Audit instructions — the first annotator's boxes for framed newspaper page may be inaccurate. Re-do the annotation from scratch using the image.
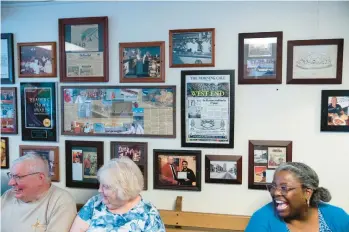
[181,70,235,148]
[1,33,15,84]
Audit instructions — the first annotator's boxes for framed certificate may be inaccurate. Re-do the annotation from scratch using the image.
[1,33,15,84]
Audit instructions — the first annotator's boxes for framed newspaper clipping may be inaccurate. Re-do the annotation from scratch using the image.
[1,33,15,84]
[181,70,235,148]
[1,87,18,134]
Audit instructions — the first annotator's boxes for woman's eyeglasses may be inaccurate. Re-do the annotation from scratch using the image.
[266,184,299,195]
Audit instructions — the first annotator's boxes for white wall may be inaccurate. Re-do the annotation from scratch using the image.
[1,1,348,216]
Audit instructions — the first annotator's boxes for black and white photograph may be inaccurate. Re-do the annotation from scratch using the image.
[210,161,237,180]
[254,149,268,163]
[205,155,242,185]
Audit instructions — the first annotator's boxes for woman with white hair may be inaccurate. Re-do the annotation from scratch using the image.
[69,157,166,232]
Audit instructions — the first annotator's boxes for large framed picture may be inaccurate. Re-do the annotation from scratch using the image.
[238,31,283,84]
[1,87,18,134]
[169,28,215,68]
[61,85,176,138]
[181,70,234,148]
[1,33,15,84]
[1,137,9,169]
[65,140,104,189]
[20,82,57,141]
[287,39,344,84]
[59,16,109,82]
[248,140,292,190]
[205,155,242,185]
[154,149,201,191]
[321,90,349,132]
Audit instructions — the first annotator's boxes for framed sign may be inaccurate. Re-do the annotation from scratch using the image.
[0,87,18,134]
[61,85,176,138]
[1,137,9,169]
[205,155,242,185]
[1,33,15,84]
[181,70,234,148]
[20,82,57,141]
[59,16,109,82]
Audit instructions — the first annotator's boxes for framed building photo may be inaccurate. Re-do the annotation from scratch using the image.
[1,137,9,169]
[65,140,104,189]
[238,31,283,84]
[248,140,292,190]
[321,90,349,132]
[1,33,15,84]
[59,16,109,82]
[119,41,165,83]
[1,87,18,134]
[169,28,215,68]
[287,39,344,84]
[154,149,201,191]
[181,70,234,148]
[205,155,242,185]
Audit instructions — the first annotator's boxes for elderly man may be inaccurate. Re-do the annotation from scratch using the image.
[1,153,77,232]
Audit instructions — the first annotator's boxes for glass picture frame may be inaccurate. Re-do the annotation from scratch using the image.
[1,87,18,135]
[1,33,15,84]
[1,137,9,169]
[205,155,242,185]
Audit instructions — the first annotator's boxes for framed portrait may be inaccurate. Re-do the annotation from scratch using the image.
[321,90,349,132]
[17,42,57,78]
[153,149,201,191]
[205,155,242,185]
[287,39,344,84]
[119,41,165,83]
[169,28,215,68]
[59,16,109,82]
[1,137,9,169]
[0,87,18,134]
[1,33,15,84]
[110,141,148,190]
[61,85,176,138]
[19,145,59,182]
[181,70,234,148]
[238,31,283,84]
[248,140,292,190]
[20,82,57,141]
[65,140,104,189]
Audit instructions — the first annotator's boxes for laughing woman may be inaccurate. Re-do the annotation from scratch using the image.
[245,162,349,232]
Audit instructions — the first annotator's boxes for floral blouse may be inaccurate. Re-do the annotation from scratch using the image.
[287,208,332,232]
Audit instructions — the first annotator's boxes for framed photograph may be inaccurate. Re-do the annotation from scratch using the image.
[169,28,215,68]
[287,39,344,84]
[1,33,15,84]
[321,90,349,132]
[20,82,57,141]
[61,85,176,138]
[59,16,109,82]
[154,149,201,191]
[1,137,9,169]
[205,155,242,185]
[65,140,104,189]
[17,42,57,78]
[19,145,59,182]
[110,141,148,190]
[181,70,234,148]
[248,140,292,190]
[1,87,18,134]
[238,31,283,84]
[119,41,165,83]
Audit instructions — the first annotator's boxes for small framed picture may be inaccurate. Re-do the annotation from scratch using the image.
[154,149,201,191]
[1,87,18,135]
[1,137,9,169]
[1,33,15,84]
[205,155,242,185]
[321,90,349,132]
[169,28,215,68]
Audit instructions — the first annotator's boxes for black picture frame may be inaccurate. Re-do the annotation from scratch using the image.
[1,137,9,169]
[205,155,242,185]
[1,33,15,84]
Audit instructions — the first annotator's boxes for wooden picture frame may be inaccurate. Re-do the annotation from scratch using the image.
[169,28,215,68]
[238,31,283,84]
[58,16,109,82]
[205,155,242,185]
[1,33,15,84]
[1,137,9,169]
[287,39,344,84]
[1,87,18,135]
[248,140,292,190]
[119,41,165,83]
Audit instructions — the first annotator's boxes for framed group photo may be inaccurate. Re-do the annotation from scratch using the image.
[1,137,9,169]
[1,33,15,84]
[205,155,242,185]
[1,87,18,134]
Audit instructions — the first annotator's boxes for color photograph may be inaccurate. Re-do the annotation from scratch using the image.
[1,87,17,134]
[1,137,9,169]
[327,96,349,126]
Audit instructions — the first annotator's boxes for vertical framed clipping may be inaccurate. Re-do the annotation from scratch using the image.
[1,137,9,169]
[58,16,109,82]
[181,70,235,148]
[1,33,15,84]
[1,87,18,134]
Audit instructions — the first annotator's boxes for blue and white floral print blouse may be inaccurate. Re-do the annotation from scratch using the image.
[287,208,332,232]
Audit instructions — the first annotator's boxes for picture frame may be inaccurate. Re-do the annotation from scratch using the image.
[19,145,60,182]
[65,140,104,189]
[321,90,349,132]
[205,155,242,185]
[58,16,109,82]
[1,87,18,134]
[287,39,344,84]
[110,141,148,190]
[238,31,283,84]
[248,140,292,190]
[119,41,165,83]
[153,149,201,191]
[17,42,57,78]
[1,137,9,169]
[181,70,235,148]
[1,33,15,84]
[61,85,176,138]
[169,28,215,68]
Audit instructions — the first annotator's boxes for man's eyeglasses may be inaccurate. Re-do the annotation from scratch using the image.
[7,172,41,182]
[266,184,299,195]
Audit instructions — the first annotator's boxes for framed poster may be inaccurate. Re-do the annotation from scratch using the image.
[61,85,176,138]
[1,137,9,169]
[1,33,15,84]
[20,82,57,141]
[0,87,18,134]
[205,155,242,185]
[59,16,109,82]
[181,70,234,148]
